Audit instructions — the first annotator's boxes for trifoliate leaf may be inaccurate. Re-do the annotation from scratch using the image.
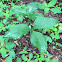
[50,7,62,13]
[0,47,6,58]
[30,31,47,52]
[4,24,30,39]
[33,17,59,29]
[5,42,15,49]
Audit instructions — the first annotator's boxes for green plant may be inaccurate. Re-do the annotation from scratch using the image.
[37,0,62,13]
[17,49,58,62]
[4,1,60,53]
[0,1,61,62]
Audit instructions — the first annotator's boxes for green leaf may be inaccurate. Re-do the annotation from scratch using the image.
[56,42,62,47]
[37,1,47,9]
[17,57,21,62]
[27,2,38,13]
[50,32,60,39]
[30,31,47,52]
[17,17,23,22]
[11,2,15,6]
[33,17,59,29]
[19,50,28,54]
[0,47,6,58]
[12,7,27,17]
[9,50,15,58]
[21,54,28,61]
[44,7,50,13]
[0,36,4,43]
[50,7,62,13]
[50,59,58,62]
[58,23,62,33]
[28,13,44,20]
[5,56,12,62]
[5,42,15,49]
[29,53,33,59]
[48,0,57,7]
[4,24,30,39]
[45,35,52,43]
[40,54,45,61]
[0,12,4,17]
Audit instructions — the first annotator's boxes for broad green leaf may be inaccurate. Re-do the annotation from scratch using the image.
[33,17,59,29]
[12,8,27,17]
[27,2,38,13]
[30,31,47,52]
[50,59,58,62]
[29,53,33,59]
[0,12,4,17]
[1,41,4,47]
[5,42,15,49]
[17,57,21,62]
[5,56,12,62]
[28,13,44,20]
[48,0,57,7]
[4,24,30,39]
[37,1,47,9]
[0,47,6,57]
[50,7,62,13]
[9,50,15,58]
[17,17,23,22]
[11,2,15,6]
[44,7,50,13]
[40,54,45,61]
[0,35,4,43]
[45,35,52,43]
[21,54,28,61]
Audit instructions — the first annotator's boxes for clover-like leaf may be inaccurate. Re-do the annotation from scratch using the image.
[30,31,47,52]
[33,17,59,30]
[4,24,30,39]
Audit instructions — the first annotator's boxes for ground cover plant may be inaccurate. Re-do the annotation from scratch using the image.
[0,0,62,62]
